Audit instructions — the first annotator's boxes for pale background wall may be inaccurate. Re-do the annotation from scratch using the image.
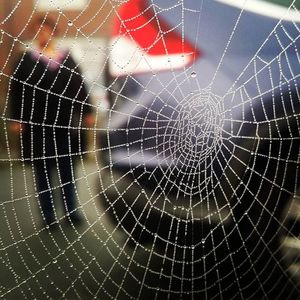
[0,0,115,154]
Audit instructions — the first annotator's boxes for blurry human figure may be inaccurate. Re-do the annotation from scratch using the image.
[10,15,94,227]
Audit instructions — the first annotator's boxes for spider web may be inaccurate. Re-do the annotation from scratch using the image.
[1,0,300,299]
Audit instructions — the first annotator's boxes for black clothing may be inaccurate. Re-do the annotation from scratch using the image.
[34,156,76,225]
[10,50,92,160]
[9,49,92,225]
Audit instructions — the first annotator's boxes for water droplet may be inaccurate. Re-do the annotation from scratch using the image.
[191,71,197,78]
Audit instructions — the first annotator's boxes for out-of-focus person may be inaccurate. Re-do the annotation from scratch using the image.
[9,14,94,228]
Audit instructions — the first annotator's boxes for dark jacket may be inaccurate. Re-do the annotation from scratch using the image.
[10,49,92,161]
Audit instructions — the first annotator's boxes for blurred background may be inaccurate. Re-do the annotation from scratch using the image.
[1,1,300,299]
[0,0,111,156]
